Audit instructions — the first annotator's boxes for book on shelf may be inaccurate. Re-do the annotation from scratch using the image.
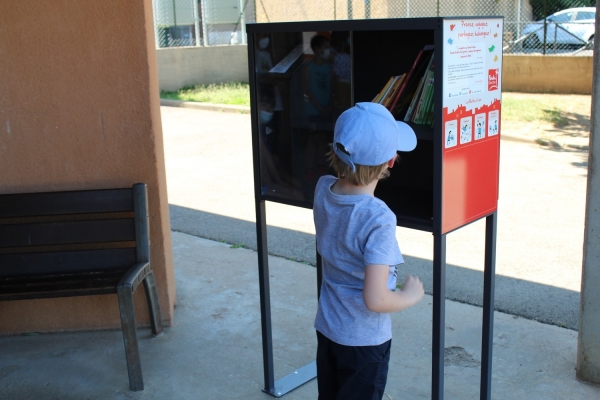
[423,69,436,126]
[404,54,435,122]
[373,76,394,103]
[410,73,428,123]
[403,75,425,122]
[410,67,433,124]
[387,45,434,121]
[424,64,436,126]
[372,74,406,108]
[414,68,434,124]
[382,75,405,108]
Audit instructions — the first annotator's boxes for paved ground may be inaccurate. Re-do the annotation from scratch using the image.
[2,232,599,399]
[162,105,589,330]
[1,103,596,399]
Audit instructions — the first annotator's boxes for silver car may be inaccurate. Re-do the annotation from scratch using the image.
[522,7,595,47]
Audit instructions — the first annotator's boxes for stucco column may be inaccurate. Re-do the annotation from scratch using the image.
[0,0,175,333]
[576,0,600,384]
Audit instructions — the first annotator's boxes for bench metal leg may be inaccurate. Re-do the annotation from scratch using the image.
[143,272,163,336]
[117,285,144,391]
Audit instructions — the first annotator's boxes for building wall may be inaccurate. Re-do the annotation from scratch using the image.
[157,45,249,91]
[503,55,592,94]
[0,0,176,333]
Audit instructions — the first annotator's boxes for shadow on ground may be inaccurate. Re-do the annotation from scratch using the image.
[542,109,590,134]
[170,204,580,331]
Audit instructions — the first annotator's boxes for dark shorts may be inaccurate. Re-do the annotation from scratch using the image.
[316,331,391,400]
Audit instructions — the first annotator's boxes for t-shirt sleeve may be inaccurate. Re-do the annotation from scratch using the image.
[363,210,404,267]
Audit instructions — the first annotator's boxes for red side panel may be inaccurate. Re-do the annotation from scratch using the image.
[441,101,500,233]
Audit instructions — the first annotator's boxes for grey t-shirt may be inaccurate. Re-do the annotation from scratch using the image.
[313,175,404,346]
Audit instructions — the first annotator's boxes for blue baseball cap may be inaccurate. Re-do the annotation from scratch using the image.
[333,102,417,172]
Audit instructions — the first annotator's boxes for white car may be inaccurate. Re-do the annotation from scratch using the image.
[522,7,595,47]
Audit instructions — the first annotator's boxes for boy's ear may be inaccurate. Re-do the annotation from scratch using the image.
[387,157,396,168]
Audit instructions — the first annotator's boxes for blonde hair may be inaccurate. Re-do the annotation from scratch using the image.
[327,146,394,186]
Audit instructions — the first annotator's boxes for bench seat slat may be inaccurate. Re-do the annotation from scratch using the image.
[1,279,121,293]
[1,275,121,287]
[0,270,126,285]
[0,248,137,277]
[0,270,128,298]
[0,219,135,248]
[0,188,133,218]
[0,287,117,301]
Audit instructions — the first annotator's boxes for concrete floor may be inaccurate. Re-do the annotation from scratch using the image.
[1,232,599,399]
[1,105,596,398]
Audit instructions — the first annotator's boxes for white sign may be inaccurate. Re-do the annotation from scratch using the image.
[442,18,503,148]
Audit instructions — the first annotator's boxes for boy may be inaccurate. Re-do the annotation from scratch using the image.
[313,102,425,400]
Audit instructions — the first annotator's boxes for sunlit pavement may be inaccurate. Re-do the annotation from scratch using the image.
[162,106,588,330]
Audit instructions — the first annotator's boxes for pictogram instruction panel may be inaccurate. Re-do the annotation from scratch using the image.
[441,18,502,234]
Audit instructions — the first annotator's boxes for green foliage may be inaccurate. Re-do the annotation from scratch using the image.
[502,94,571,126]
[160,82,250,106]
[161,82,580,130]
[529,0,595,20]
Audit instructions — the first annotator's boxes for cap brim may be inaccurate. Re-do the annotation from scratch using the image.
[396,121,417,152]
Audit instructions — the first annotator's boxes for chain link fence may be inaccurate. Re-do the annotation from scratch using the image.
[153,0,255,46]
[153,0,595,55]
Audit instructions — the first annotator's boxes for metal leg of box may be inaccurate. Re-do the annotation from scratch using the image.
[480,212,497,400]
[256,200,317,397]
[256,200,275,393]
[432,233,447,400]
[263,361,317,398]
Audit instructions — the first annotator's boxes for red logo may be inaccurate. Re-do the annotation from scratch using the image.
[488,69,498,91]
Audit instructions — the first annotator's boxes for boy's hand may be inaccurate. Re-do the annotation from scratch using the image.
[399,275,424,306]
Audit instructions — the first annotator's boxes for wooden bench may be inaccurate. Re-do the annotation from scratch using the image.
[0,183,163,391]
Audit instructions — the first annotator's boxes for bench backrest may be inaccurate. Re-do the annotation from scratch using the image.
[0,184,149,295]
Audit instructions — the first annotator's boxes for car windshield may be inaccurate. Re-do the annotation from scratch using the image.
[548,12,573,23]
[575,11,595,21]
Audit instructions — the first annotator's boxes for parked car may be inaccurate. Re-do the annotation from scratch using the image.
[522,7,595,47]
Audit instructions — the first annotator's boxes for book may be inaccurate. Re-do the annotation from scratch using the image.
[388,45,434,117]
[373,76,395,103]
[404,53,434,121]
[414,70,434,124]
[403,76,424,122]
[382,74,405,108]
[413,77,427,123]
[422,64,436,125]
[378,76,400,105]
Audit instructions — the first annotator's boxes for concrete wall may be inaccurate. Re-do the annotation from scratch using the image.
[157,45,248,91]
[503,54,593,94]
[156,45,592,95]
[0,0,176,333]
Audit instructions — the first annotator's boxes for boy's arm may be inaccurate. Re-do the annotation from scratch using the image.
[363,264,424,313]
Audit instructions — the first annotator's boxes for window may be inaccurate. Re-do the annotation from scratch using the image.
[575,11,595,21]
[549,12,573,23]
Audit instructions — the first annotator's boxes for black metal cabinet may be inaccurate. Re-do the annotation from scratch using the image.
[248,17,502,399]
